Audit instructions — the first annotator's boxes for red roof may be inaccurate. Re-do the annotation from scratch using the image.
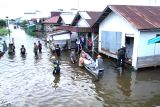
[43,16,60,24]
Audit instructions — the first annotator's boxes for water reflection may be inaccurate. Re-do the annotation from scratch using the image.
[52,74,61,89]
[21,54,26,59]
[116,73,132,97]
[7,53,15,60]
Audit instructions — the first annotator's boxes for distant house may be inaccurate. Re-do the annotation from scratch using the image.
[43,12,75,49]
[58,11,102,50]
[60,12,76,26]
[35,12,62,37]
[93,5,160,69]
[35,18,46,37]
[43,15,62,36]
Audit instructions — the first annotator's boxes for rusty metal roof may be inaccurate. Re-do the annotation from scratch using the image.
[71,13,81,26]
[71,11,102,27]
[86,11,102,26]
[93,5,160,30]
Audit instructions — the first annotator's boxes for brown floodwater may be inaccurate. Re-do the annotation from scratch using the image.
[0,26,160,107]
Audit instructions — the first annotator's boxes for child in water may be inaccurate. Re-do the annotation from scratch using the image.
[70,50,77,63]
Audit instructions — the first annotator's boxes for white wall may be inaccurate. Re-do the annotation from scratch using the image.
[139,31,160,57]
[99,12,140,69]
[77,18,90,27]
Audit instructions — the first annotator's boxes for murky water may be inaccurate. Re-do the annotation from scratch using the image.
[0,26,160,107]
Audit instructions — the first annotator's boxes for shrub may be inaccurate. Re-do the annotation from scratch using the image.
[0,28,9,36]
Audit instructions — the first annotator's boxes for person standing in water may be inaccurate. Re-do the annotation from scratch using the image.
[2,41,7,52]
[117,46,127,68]
[38,41,42,53]
[70,50,77,63]
[96,54,104,78]
[33,42,38,56]
[55,44,61,57]
[20,45,26,55]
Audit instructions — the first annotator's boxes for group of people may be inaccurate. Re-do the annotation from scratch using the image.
[0,40,43,57]
[78,51,104,78]
[75,36,93,54]
[2,40,62,57]
[19,41,42,56]
[78,52,104,70]
[33,41,42,56]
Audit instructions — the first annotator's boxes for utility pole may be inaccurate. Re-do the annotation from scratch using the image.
[6,16,11,43]
[77,0,79,11]
[6,16,15,55]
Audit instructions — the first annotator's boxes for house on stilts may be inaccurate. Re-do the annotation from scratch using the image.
[93,5,160,70]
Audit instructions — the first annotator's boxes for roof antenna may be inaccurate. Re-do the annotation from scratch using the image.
[155,0,157,5]
[77,0,79,11]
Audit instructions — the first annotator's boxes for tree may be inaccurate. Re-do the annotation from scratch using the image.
[0,19,6,28]
[20,20,28,28]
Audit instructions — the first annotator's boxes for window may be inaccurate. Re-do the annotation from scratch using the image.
[101,31,122,53]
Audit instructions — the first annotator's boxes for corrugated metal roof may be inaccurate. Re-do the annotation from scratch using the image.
[71,11,102,27]
[86,11,102,26]
[71,13,81,26]
[93,5,160,30]
[43,16,61,24]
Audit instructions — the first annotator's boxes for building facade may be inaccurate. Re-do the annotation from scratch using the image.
[95,5,160,69]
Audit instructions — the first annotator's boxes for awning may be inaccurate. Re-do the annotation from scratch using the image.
[148,36,160,44]
[57,26,98,32]
[48,31,70,36]
[53,33,70,40]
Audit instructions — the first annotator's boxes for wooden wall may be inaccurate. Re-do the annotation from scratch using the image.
[137,55,160,68]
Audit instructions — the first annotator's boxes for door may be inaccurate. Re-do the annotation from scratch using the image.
[125,34,134,62]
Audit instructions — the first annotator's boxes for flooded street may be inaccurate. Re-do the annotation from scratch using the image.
[0,26,160,107]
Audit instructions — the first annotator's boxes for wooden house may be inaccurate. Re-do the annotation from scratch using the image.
[93,5,160,69]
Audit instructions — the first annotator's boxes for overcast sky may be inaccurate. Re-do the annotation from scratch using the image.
[0,0,160,19]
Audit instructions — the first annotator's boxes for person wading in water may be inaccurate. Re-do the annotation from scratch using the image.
[38,41,42,53]
[33,43,38,56]
[20,45,26,55]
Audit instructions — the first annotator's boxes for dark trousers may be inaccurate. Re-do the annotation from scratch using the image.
[88,46,92,51]
[117,56,125,67]
[35,51,38,56]
[98,69,104,79]
[21,52,25,55]
[39,48,42,53]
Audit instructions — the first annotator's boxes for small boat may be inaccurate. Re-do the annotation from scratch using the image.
[80,51,103,80]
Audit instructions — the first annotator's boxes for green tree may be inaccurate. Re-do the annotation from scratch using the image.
[0,28,9,36]
[0,19,7,28]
